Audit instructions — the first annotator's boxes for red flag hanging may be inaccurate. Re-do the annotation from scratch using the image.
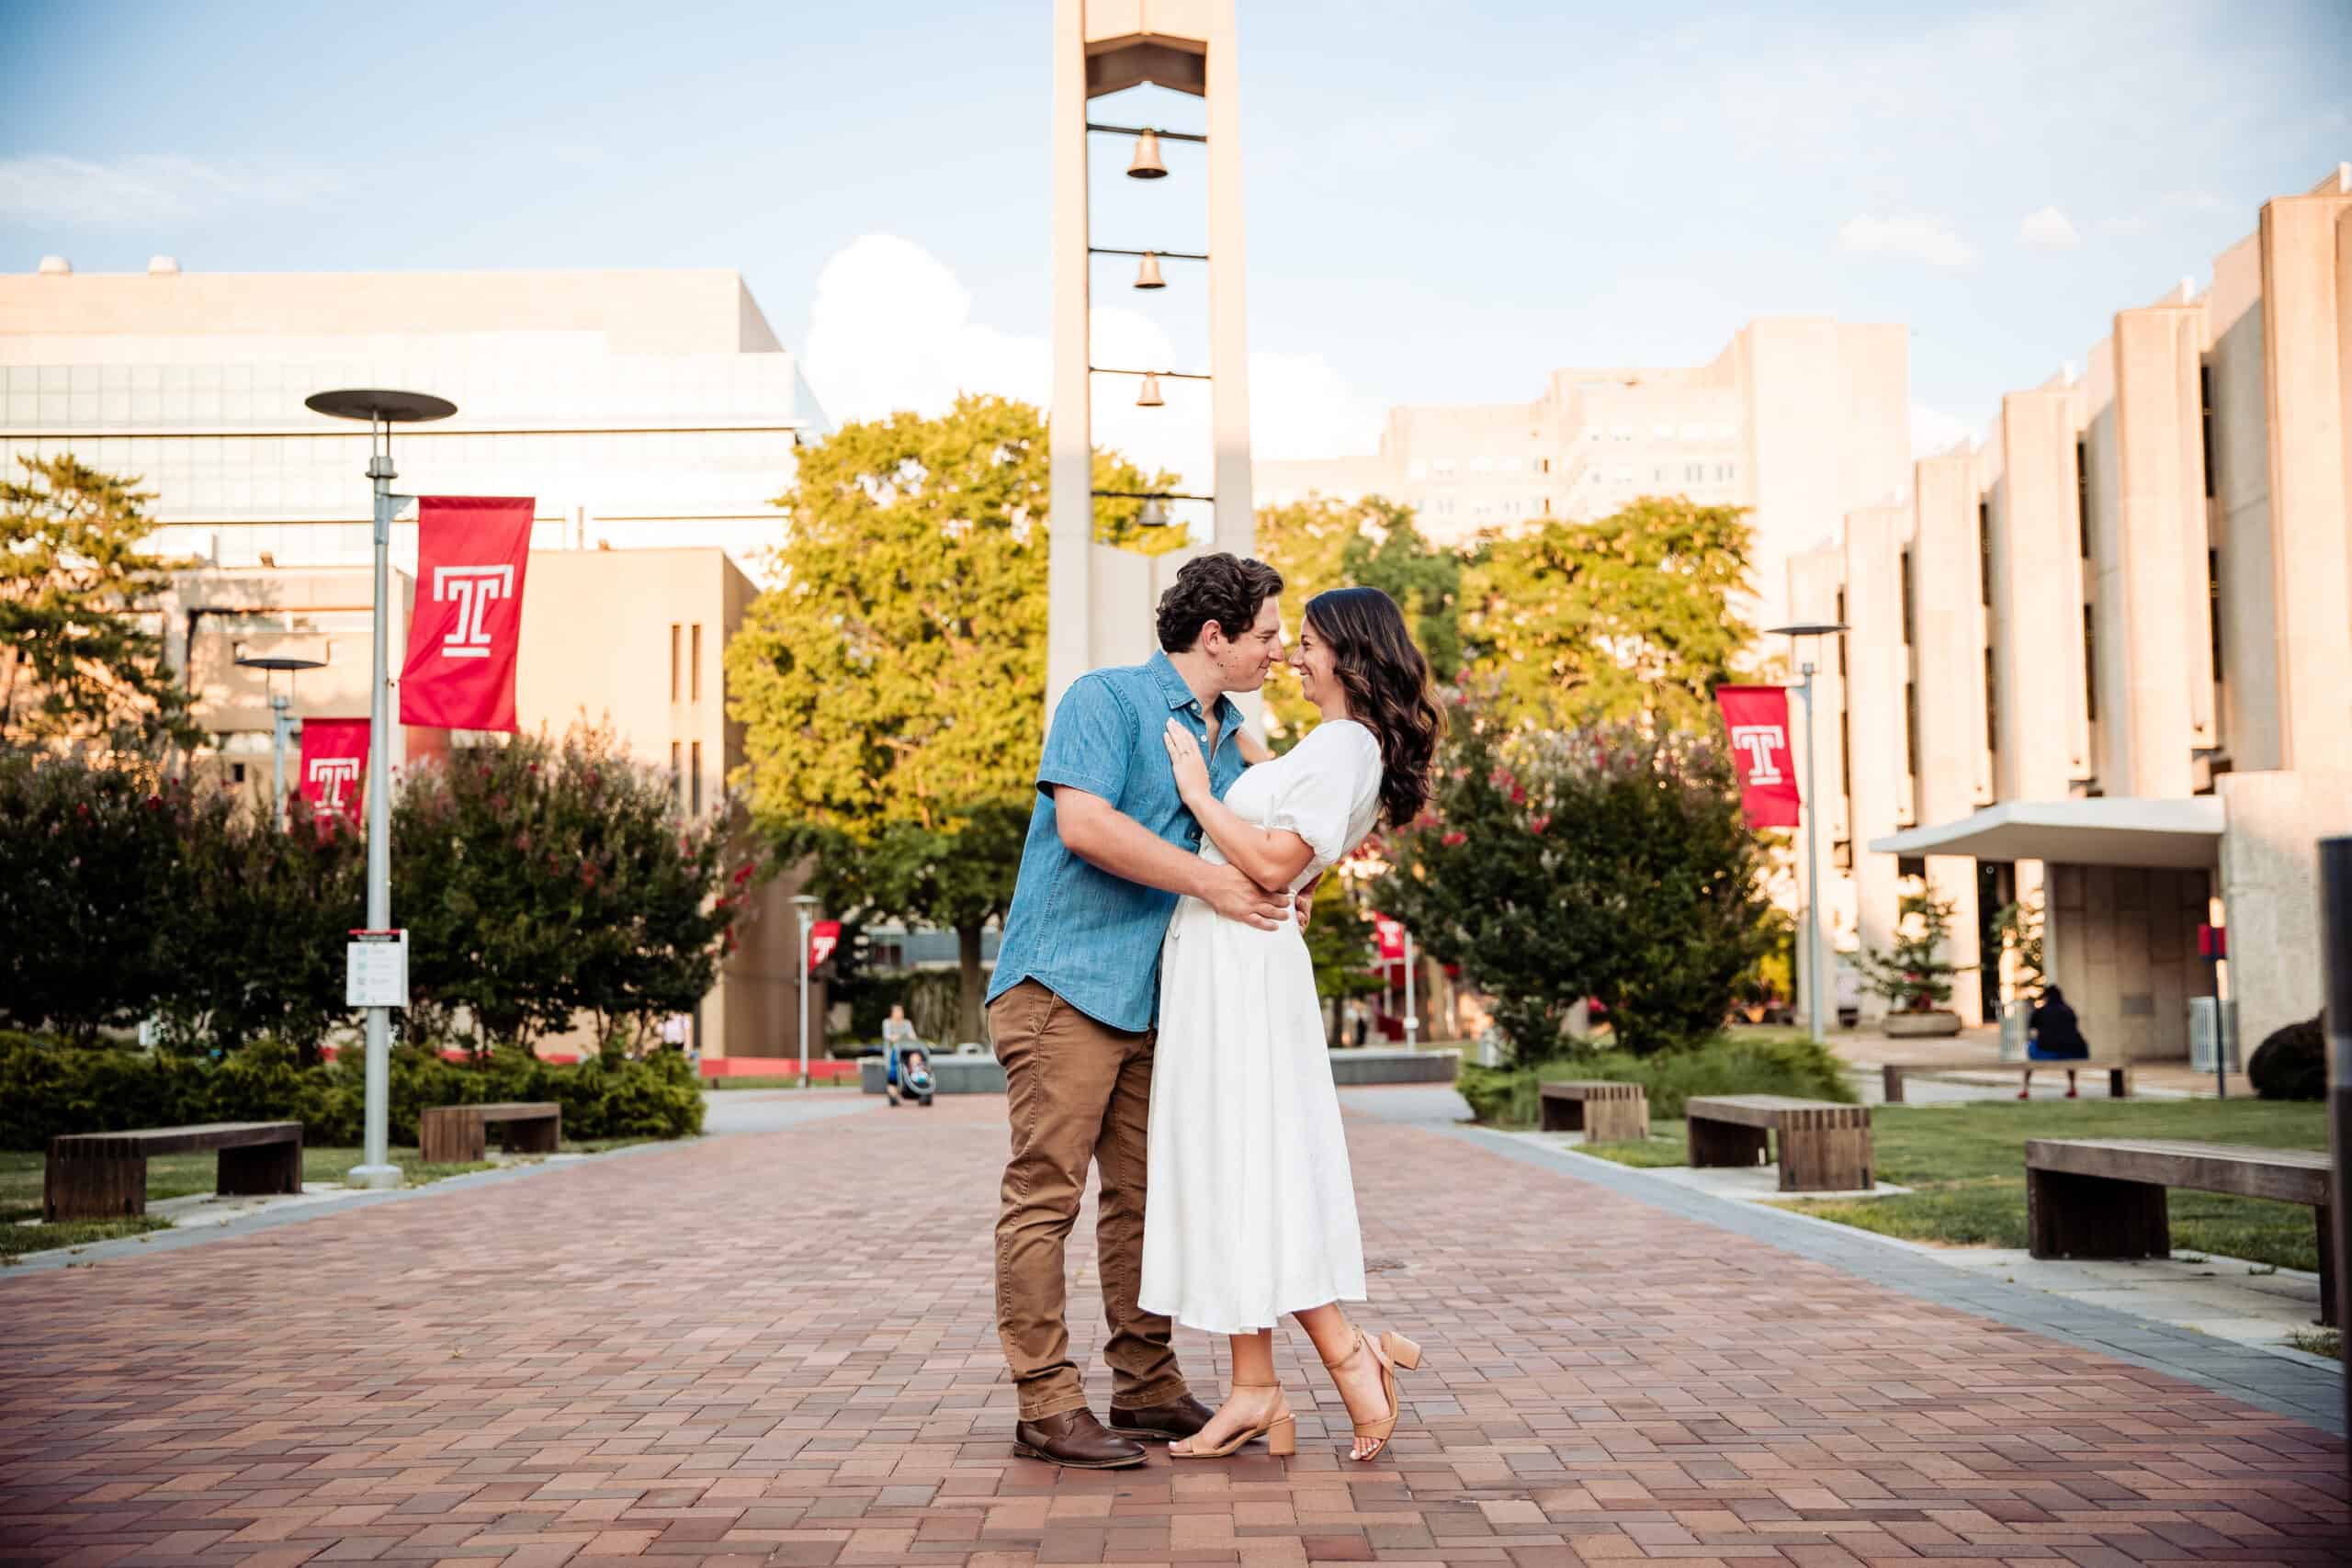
[1713,685,1803,829]
[1370,913,1406,962]
[297,716,370,824]
[808,919,842,971]
[400,496,535,731]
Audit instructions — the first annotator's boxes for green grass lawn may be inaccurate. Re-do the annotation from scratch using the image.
[0,1138,648,1262]
[1574,1098,2330,1272]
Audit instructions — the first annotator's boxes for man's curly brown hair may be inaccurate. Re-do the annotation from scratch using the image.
[1155,552,1284,653]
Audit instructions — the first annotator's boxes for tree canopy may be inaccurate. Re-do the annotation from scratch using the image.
[1460,495,1756,733]
[726,394,1175,1040]
[0,455,199,760]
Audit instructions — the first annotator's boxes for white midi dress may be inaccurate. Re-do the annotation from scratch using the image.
[1139,718,1385,1335]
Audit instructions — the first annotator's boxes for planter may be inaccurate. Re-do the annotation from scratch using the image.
[1884,1010,1963,1038]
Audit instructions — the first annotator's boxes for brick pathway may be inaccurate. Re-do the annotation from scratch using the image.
[3,1093,2346,1566]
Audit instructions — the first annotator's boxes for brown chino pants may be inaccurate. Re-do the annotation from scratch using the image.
[990,978,1189,1422]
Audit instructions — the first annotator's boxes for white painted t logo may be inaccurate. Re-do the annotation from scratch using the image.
[434,565,514,660]
[1729,725,1787,784]
[308,756,361,808]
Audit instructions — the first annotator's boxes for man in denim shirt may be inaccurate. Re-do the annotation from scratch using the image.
[987,553,1295,1468]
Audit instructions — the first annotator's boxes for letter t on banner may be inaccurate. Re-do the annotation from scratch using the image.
[400,497,535,731]
[297,717,371,825]
[1714,685,1803,829]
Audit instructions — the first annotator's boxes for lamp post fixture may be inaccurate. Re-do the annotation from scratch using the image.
[232,653,326,824]
[793,894,819,1089]
[302,388,456,1190]
[1766,620,1849,1044]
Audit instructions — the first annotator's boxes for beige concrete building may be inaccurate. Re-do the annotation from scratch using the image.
[2,264,830,1062]
[1837,164,2352,1056]
[0,264,824,574]
[1258,316,1915,631]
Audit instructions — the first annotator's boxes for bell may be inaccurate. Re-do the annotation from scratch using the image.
[1134,251,1166,289]
[1136,372,1165,408]
[1138,496,1169,527]
[1127,129,1169,179]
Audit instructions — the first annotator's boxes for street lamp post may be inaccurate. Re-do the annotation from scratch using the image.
[303,389,456,1189]
[1766,621,1849,1044]
[233,654,325,824]
[793,894,819,1089]
[1402,929,1419,1048]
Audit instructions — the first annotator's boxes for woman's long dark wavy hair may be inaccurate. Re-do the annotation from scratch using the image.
[1303,587,1442,829]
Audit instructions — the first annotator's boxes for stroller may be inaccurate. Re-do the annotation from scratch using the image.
[886,1040,935,1107]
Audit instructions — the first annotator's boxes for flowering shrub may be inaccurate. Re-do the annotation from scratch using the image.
[1,723,751,1058]
[1371,685,1773,1062]
[392,724,751,1054]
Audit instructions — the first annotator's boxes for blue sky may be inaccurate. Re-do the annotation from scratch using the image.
[5,0,2347,461]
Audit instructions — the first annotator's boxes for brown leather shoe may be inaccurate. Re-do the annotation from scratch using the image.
[1012,1407,1148,1469]
[1107,1393,1214,1443]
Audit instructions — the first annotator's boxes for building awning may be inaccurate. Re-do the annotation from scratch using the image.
[1867,796,2223,869]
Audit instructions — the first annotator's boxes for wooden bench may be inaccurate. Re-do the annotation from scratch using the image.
[1538,1080,1650,1141]
[1882,1059,2134,1103]
[2026,1138,2335,1325]
[418,1101,561,1164]
[44,1122,303,1223]
[1685,1095,1873,1192]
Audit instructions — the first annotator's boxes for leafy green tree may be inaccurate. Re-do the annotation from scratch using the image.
[0,750,211,1043]
[727,394,1171,1042]
[1372,687,1772,1061]
[1461,496,1755,732]
[393,725,743,1055]
[0,455,200,759]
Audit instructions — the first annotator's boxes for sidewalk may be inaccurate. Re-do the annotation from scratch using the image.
[2,1091,2344,1565]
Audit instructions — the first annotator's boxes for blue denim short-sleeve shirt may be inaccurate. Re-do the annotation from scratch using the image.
[985,649,1249,1032]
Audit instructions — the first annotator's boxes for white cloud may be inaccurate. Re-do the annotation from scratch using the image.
[2018,204,2080,250]
[1837,213,1978,269]
[0,153,340,226]
[1910,403,1973,459]
[798,233,1387,492]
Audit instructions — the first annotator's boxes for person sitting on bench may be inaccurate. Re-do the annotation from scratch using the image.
[2020,985,2089,1099]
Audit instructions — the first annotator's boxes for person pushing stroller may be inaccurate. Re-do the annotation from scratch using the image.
[882,1004,934,1107]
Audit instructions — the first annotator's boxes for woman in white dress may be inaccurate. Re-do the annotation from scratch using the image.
[1141,586,1443,1462]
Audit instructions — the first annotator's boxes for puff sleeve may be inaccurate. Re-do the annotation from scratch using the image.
[1265,721,1381,867]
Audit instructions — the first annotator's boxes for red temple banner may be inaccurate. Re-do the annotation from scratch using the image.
[400,496,535,731]
[1714,685,1802,829]
[297,717,370,823]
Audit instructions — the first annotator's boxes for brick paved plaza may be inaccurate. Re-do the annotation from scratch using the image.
[3,1091,2346,1566]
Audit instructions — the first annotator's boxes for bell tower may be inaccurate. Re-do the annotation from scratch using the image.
[1047,0,1255,717]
